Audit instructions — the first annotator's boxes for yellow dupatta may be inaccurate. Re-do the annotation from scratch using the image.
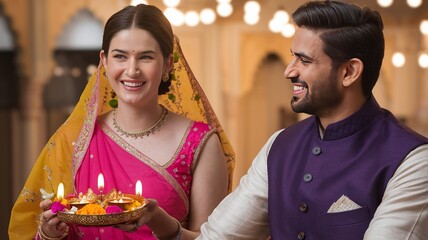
[8,35,235,240]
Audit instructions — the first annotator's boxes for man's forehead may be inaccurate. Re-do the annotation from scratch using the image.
[291,28,324,59]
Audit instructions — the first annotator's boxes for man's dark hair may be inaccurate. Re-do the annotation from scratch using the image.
[292,1,384,97]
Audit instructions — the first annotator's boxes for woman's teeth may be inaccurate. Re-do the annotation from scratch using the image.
[122,81,144,87]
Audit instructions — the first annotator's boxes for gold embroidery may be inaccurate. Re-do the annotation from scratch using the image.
[191,129,217,174]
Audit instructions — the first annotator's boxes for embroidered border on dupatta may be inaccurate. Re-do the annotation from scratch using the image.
[71,64,101,193]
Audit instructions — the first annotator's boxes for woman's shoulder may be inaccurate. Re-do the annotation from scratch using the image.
[170,112,213,131]
[167,111,191,127]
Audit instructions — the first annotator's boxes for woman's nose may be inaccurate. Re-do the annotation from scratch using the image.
[126,59,140,77]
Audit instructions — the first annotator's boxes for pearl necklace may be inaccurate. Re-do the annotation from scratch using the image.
[113,106,168,139]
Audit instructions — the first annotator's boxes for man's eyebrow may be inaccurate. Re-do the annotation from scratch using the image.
[291,50,314,61]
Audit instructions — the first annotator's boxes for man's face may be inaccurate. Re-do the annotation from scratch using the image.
[284,27,344,117]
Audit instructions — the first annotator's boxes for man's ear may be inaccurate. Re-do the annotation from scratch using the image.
[342,58,363,87]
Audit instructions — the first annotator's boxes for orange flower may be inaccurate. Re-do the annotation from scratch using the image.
[76,203,106,215]
[126,200,142,211]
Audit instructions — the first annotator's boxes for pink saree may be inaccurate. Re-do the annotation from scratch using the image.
[72,120,214,239]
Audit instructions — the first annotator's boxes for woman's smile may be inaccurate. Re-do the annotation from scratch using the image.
[121,80,146,89]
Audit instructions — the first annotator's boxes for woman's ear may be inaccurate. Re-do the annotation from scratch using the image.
[342,58,363,87]
[100,50,107,69]
[165,53,174,73]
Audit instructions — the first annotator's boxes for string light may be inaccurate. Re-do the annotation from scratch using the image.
[217,2,233,17]
[273,10,289,24]
[407,0,423,8]
[184,10,199,27]
[269,9,293,37]
[244,1,260,25]
[163,7,184,26]
[200,8,216,25]
[281,23,295,38]
[392,52,406,68]
[130,0,147,6]
[377,0,394,7]
[163,0,180,8]
[418,53,428,68]
[420,20,428,35]
[244,1,260,13]
[244,13,259,25]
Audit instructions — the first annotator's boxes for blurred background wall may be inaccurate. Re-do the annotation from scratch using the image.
[1,0,427,238]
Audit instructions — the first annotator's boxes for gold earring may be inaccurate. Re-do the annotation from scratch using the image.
[162,73,169,82]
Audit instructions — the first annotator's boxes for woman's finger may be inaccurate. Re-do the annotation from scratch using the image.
[40,199,52,211]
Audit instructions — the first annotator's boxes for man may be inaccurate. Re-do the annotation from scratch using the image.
[197,1,428,239]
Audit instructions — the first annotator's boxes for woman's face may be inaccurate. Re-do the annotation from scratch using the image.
[100,28,172,108]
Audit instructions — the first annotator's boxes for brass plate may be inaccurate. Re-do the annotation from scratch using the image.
[58,196,147,226]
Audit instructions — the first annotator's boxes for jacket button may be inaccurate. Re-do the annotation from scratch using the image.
[303,173,312,182]
[298,231,305,240]
[299,202,308,212]
[312,146,321,155]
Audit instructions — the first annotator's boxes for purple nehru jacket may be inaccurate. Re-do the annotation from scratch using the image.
[267,96,428,240]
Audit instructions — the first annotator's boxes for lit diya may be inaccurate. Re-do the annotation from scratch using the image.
[67,188,98,210]
[68,198,90,210]
[108,196,134,210]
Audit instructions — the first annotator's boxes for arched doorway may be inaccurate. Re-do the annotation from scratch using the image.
[238,52,297,173]
[43,9,103,135]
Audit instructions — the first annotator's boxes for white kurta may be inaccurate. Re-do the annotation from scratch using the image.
[197,129,428,240]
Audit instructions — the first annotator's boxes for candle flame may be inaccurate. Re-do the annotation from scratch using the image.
[57,183,64,200]
[98,173,104,192]
[136,180,142,196]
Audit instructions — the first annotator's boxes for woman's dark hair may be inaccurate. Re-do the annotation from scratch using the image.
[292,0,384,98]
[102,4,174,95]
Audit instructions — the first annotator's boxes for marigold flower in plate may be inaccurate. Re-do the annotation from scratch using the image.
[76,203,106,215]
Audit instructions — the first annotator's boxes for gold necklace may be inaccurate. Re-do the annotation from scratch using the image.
[113,106,168,139]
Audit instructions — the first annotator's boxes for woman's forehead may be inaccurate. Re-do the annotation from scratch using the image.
[109,28,160,51]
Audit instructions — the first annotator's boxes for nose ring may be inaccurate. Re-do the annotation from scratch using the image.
[126,69,140,77]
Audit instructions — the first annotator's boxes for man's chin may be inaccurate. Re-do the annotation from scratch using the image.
[291,103,302,113]
[291,99,310,114]
[291,98,302,112]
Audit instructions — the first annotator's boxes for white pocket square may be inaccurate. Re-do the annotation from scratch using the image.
[327,195,362,213]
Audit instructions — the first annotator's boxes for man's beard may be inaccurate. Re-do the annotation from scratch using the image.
[290,72,342,116]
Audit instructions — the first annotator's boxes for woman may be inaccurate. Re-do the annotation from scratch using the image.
[9,4,234,240]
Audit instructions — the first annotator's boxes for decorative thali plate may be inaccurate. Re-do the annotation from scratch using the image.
[58,197,148,226]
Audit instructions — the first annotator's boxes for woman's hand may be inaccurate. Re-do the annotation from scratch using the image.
[114,199,158,232]
[39,199,68,238]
